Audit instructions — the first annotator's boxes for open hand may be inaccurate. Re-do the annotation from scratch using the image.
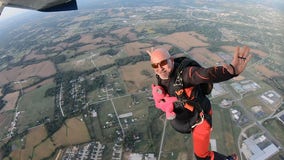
[225,46,252,75]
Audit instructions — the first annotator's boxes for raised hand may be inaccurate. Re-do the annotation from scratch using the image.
[224,46,252,76]
[146,47,154,56]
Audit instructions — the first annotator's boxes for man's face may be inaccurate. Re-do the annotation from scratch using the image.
[150,49,173,79]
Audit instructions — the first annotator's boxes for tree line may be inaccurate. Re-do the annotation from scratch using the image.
[115,54,150,66]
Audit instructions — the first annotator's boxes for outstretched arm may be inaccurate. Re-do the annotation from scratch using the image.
[185,46,253,85]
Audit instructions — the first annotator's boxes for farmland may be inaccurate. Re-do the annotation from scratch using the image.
[0,0,283,159]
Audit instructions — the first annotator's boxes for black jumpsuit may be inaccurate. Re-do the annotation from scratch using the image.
[157,62,235,160]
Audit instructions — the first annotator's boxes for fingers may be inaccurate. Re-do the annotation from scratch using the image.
[146,50,152,56]
[234,46,240,60]
[236,46,246,57]
[244,54,253,65]
[231,45,252,75]
[240,46,251,63]
[235,46,250,57]
[241,46,250,58]
[235,46,251,63]
[146,47,154,56]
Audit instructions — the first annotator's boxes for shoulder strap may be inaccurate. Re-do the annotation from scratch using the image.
[173,57,200,93]
[156,74,161,86]
[173,57,204,113]
[175,57,213,96]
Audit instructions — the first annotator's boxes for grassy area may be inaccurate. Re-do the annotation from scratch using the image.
[93,101,117,142]
[112,96,133,114]
[0,111,14,139]
[58,58,95,72]
[83,111,103,140]
[112,93,152,118]
[269,150,284,160]
[33,138,56,160]
[87,87,110,102]
[52,116,91,146]
[17,83,55,133]
[7,116,90,160]
[85,95,164,155]
[160,121,193,160]
[147,106,165,150]
[163,123,190,151]
[211,105,240,156]
[263,118,284,145]
[245,124,262,138]
[134,140,151,152]
[9,125,47,160]
[102,143,115,160]
[242,93,265,108]
[243,94,274,114]
[1,2,283,160]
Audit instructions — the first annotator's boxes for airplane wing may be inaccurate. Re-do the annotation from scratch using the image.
[0,0,77,15]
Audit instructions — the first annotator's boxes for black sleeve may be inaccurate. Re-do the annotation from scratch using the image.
[183,66,235,86]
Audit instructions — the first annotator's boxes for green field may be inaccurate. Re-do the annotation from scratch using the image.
[84,91,164,155]
[263,118,284,145]
[211,105,241,156]
[6,116,91,160]
[162,122,192,160]
[17,82,56,133]
[0,111,14,139]
[1,1,283,159]
[83,109,103,139]
[245,125,262,137]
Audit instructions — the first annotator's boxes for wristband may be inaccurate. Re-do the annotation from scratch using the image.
[229,64,238,76]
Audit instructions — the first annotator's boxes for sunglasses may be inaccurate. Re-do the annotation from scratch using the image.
[151,59,169,68]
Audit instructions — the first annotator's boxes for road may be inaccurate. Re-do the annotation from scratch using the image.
[157,118,167,160]
[90,85,168,160]
[235,95,283,160]
[59,83,65,117]
[214,80,283,160]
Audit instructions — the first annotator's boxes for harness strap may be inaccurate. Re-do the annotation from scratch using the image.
[156,57,211,132]
[191,112,204,128]
[173,58,205,128]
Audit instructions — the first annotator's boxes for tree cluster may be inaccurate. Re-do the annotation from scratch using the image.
[1,83,13,95]
[115,54,149,66]
[0,98,7,110]
[45,118,66,136]
[169,46,183,55]
[54,71,80,85]
[93,32,107,39]
[0,55,13,66]
[175,21,222,42]
[100,49,119,56]
[140,70,152,78]
[44,87,57,97]
[63,35,81,43]
[51,55,66,64]
[85,75,106,93]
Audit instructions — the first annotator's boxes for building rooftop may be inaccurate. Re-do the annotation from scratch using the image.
[278,113,284,124]
[242,134,279,160]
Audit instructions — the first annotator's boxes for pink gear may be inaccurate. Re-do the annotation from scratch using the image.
[151,84,177,120]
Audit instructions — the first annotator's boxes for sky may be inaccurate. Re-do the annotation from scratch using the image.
[0,7,29,20]
[0,0,86,21]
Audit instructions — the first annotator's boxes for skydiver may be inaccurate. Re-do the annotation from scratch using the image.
[148,46,252,160]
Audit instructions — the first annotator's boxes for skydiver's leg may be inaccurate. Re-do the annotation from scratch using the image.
[192,110,237,160]
[192,118,216,160]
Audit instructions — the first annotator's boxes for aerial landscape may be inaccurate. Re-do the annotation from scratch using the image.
[0,0,283,160]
